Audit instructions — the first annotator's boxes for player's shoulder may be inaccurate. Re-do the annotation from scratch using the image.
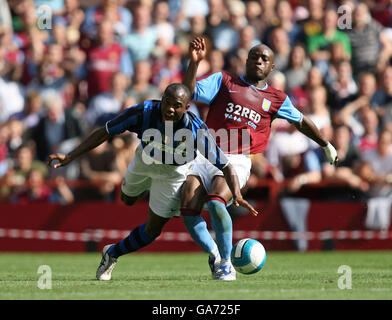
[264,84,288,103]
[142,99,161,110]
[186,111,208,128]
[221,70,241,83]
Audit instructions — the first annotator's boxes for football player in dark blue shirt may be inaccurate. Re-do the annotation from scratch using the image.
[47,83,257,280]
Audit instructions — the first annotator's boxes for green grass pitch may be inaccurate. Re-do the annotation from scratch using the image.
[0,251,391,300]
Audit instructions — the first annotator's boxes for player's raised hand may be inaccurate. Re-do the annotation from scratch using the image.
[189,37,206,63]
[47,153,72,169]
[233,195,259,216]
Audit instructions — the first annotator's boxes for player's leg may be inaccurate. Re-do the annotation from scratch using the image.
[207,176,234,271]
[97,147,153,280]
[108,207,169,258]
[180,175,220,266]
[206,154,252,280]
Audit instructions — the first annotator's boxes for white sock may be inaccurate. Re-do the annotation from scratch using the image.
[209,243,220,260]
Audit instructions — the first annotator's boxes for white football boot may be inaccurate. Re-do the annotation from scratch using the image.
[96,244,117,281]
[208,254,222,280]
[215,261,237,281]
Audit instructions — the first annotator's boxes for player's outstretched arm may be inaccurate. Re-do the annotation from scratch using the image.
[47,127,110,169]
[221,164,259,216]
[294,115,339,166]
[182,37,207,97]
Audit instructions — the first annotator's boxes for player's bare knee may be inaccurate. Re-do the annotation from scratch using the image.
[121,192,138,206]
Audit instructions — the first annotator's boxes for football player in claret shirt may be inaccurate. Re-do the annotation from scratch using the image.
[47,83,257,280]
[181,37,339,280]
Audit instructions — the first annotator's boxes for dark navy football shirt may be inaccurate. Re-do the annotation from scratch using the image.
[105,99,228,169]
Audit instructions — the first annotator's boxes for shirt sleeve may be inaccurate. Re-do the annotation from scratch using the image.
[194,72,223,104]
[105,103,143,136]
[274,96,304,123]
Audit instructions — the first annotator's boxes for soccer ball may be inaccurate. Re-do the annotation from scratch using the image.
[231,238,267,274]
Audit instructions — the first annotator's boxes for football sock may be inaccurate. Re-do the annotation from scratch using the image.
[182,215,217,255]
[107,223,154,258]
[207,199,233,261]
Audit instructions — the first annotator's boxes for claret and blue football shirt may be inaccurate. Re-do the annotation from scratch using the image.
[194,71,304,154]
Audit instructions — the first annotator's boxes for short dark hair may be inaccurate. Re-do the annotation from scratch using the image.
[163,83,191,102]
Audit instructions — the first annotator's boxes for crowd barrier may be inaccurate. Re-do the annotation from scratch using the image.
[1,195,391,252]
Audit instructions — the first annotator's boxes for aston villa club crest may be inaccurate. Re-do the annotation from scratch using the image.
[262,98,271,112]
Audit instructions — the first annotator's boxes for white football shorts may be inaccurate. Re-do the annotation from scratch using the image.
[189,152,252,194]
[121,144,193,218]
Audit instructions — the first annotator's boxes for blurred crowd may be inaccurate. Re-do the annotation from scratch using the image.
[1,0,392,205]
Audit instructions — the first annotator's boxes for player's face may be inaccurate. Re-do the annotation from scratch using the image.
[161,91,189,123]
[245,46,275,81]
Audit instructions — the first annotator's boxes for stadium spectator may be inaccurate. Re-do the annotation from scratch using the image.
[322,124,368,192]
[0,0,12,28]
[0,74,25,123]
[11,168,53,203]
[0,122,9,177]
[289,66,323,114]
[0,25,24,82]
[306,86,333,147]
[205,0,229,36]
[334,72,379,137]
[356,107,379,155]
[276,0,305,45]
[79,136,122,202]
[324,42,351,90]
[346,2,392,76]
[152,0,176,50]
[82,0,132,39]
[266,125,322,192]
[6,118,25,155]
[307,7,351,76]
[12,142,48,185]
[85,72,129,127]
[359,129,392,230]
[121,4,158,63]
[31,93,83,162]
[264,0,304,47]
[84,19,132,98]
[111,133,139,178]
[284,43,312,91]
[359,129,392,197]
[225,25,260,76]
[153,44,183,93]
[298,0,324,38]
[127,60,161,102]
[374,66,392,130]
[210,0,247,53]
[244,1,263,37]
[63,0,85,31]
[268,71,286,92]
[258,0,279,36]
[26,43,68,102]
[267,27,291,72]
[327,60,358,112]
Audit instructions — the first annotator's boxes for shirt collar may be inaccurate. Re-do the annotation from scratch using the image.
[240,76,268,90]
